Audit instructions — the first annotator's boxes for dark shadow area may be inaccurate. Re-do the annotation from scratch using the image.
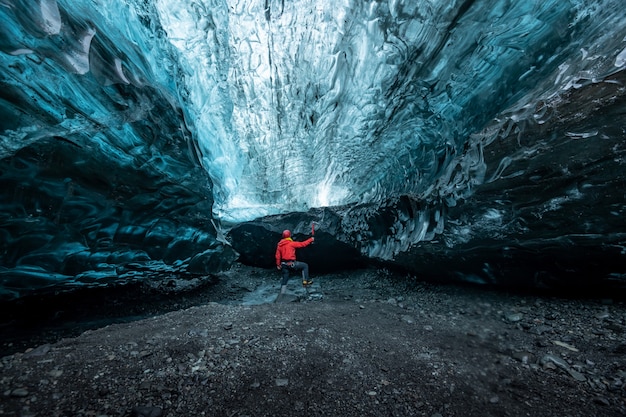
[0,278,219,357]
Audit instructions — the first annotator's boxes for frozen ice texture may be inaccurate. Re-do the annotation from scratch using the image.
[154,0,626,223]
[1,0,625,298]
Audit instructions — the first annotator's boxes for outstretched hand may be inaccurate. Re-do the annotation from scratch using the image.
[277,265,281,270]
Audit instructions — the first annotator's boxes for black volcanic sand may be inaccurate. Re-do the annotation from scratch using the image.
[1,264,625,416]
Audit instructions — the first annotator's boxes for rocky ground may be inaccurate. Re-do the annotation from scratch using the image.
[1,263,625,417]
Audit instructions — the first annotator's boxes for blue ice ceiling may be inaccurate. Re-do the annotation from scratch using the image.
[1,0,626,299]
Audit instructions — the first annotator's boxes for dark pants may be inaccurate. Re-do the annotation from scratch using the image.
[281,261,309,286]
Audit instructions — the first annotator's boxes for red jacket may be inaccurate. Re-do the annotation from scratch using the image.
[275,237,314,266]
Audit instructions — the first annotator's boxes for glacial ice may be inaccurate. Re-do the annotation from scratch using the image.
[1,0,626,298]
[152,0,626,224]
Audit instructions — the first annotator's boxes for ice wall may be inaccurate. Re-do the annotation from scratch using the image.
[157,0,626,224]
[1,0,625,298]
[0,0,236,299]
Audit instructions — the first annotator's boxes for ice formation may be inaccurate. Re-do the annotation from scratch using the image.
[1,0,625,298]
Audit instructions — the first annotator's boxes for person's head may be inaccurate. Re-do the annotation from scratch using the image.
[282,230,291,238]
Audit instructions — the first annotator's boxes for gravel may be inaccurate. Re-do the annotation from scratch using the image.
[1,264,625,416]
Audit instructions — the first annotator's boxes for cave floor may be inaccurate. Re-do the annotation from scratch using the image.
[1,264,625,416]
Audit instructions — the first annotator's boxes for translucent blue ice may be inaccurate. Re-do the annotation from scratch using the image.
[151,0,626,222]
[3,0,625,223]
[1,0,626,297]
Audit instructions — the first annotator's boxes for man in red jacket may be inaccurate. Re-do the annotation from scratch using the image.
[275,229,314,294]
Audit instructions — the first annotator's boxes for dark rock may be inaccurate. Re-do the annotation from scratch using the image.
[9,388,28,398]
[23,344,51,358]
[593,396,610,406]
[228,208,366,272]
[130,406,163,417]
[187,246,237,275]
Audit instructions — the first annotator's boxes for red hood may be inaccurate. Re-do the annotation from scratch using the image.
[277,238,293,248]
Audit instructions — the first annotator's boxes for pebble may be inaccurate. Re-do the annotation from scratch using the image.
[567,369,586,382]
[401,315,415,324]
[540,355,587,382]
[24,344,51,358]
[552,340,579,352]
[505,312,523,322]
[530,325,553,335]
[511,351,534,364]
[593,396,610,406]
[10,388,29,397]
[275,378,289,387]
[541,354,568,370]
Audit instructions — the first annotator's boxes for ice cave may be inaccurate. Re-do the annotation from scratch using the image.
[1,0,626,303]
